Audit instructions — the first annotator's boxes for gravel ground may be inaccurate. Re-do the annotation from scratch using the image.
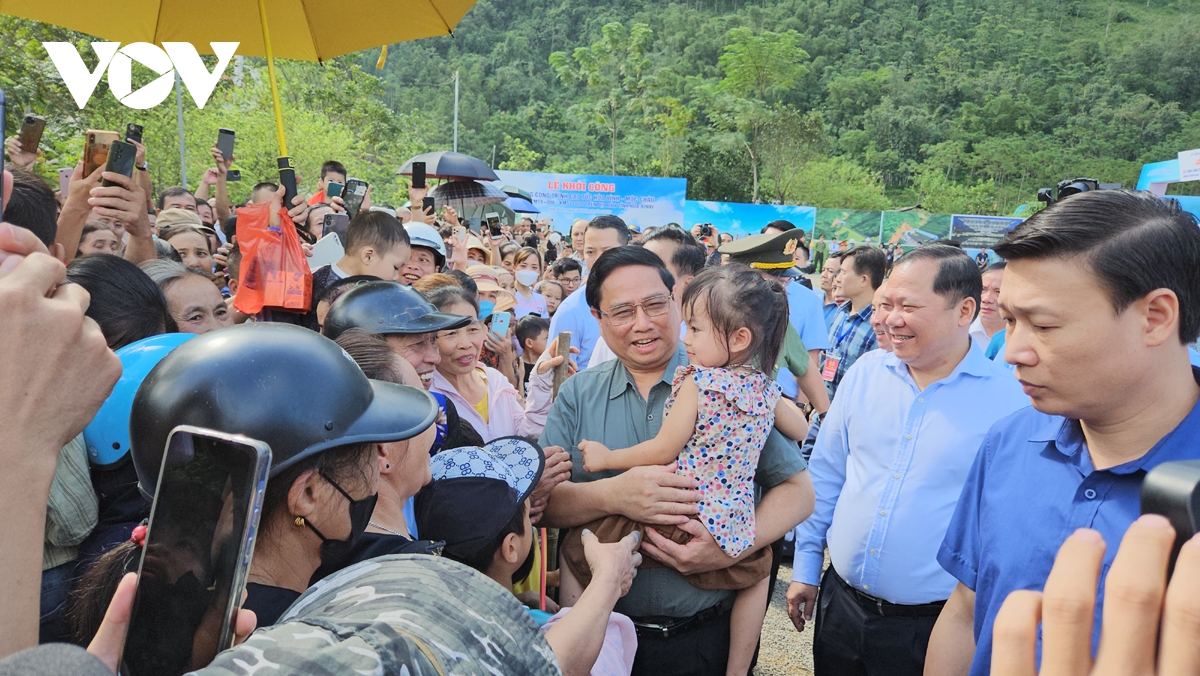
[754,564,814,676]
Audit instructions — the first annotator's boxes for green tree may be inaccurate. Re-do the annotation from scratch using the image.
[706,28,809,202]
[498,134,542,170]
[759,107,828,204]
[550,22,654,175]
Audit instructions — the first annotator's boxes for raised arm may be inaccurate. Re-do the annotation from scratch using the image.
[798,351,830,414]
[579,377,698,473]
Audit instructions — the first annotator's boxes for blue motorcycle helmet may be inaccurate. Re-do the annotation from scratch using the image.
[83,333,196,466]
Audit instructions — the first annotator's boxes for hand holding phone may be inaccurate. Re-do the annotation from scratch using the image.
[343,179,369,220]
[101,140,137,187]
[326,181,344,199]
[125,123,144,144]
[84,130,121,178]
[422,195,436,216]
[18,114,46,156]
[216,128,235,163]
[485,213,502,239]
[119,426,270,676]
[490,311,512,338]
[411,161,427,189]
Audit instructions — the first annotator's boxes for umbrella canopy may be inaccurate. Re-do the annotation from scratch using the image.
[431,180,507,210]
[504,196,540,213]
[399,151,499,182]
[5,0,480,159]
[501,185,532,200]
[6,0,478,61]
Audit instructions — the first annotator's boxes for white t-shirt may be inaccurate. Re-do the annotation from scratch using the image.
[514,290,548,319]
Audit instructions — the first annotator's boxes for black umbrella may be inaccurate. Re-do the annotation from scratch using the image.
[430,180,508,209]
[398,151,500,182]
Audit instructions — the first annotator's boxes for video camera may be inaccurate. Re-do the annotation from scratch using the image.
[1037,178,1124,206]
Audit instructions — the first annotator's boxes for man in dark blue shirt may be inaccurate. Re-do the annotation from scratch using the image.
[925,190,1200,675]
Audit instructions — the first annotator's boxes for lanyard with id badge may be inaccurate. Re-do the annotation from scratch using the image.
[823,312,866,382]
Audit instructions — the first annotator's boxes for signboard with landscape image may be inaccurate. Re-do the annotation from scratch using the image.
[879,210,952,248]
[494,170,686,234]
[949,215,1025,249]
[683,201,816,238]
[813,208,881,244]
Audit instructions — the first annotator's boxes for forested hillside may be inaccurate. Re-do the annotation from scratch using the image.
[1,0,1197,214]
[370,0,1200,214]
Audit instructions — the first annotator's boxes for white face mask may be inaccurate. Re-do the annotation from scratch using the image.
[515,269,540,287]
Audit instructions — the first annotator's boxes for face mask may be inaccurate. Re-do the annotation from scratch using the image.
[478,300,495,320]
[304,472,378,568]
[515,270,539,287]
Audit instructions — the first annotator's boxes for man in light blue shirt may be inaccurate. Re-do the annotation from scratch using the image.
[548,215,630,367]
[787,245,1026,676]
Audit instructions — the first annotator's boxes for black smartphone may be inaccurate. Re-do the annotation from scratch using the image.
[101,140,137,187]
[19,114,46,155]
[343,178,369,220]
[225,169,241,182]
[277,156,298,209]
[323,212,350,241]
[216,128,235,162]
[411,161,426,189]
[1142,459,1200,578]
[119,426,271,676]
[421,195,435,215]
[326,181,344,199]
[125,123,143,144]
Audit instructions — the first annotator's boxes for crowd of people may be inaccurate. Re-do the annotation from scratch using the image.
[1,126,1200,676]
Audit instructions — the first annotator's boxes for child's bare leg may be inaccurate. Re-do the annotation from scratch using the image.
[726,576,771,676]
[558,556,585,607]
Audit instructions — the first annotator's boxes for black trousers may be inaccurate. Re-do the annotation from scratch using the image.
[812,568,939,676]
[630,606,732,676]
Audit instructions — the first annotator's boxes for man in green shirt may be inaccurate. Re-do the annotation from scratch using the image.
[538,246,813,676]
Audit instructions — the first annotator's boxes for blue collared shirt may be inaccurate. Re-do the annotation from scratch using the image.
[548,286,601,368]
[778,282,832,398]
[821,301,878,398]
[792,341,1027,604]
[938,367,1200,676]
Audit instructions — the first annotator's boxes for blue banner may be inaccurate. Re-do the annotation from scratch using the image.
[684,201,816,238]
[949,214,1024,249]
[494,170,686,234]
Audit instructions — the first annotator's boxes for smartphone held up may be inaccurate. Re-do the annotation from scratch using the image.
[120,426,270,676]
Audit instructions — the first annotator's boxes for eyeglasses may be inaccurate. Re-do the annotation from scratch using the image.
[598,294,672,326]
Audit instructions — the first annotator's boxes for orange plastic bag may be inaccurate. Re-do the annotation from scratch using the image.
[232,202,312,315]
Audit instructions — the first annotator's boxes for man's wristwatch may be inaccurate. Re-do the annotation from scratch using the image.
[136,162,149,171]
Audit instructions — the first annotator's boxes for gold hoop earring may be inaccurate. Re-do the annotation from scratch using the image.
[294,517,305,528]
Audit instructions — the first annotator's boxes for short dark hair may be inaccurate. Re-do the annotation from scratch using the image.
[642,226,706,278]
[67,255,174,349]
[454,500,528,574]
[680,265,788,372]
[893,244,983,320]
[585,246,674,311]
[445,269,478,298]
[550,257,582,278]
[994,190,1200,342]
[251,182,279,199]
[5,169,58,247]
[762,220,796,233]
[929,238,963,249]
[425,284,479,318]
[982,261,1007,275]
[343,211,410,256]
[842,246,887,289]
[586,215,632,247]
[156,186,196,211]
[515,316,550,351]
[320,161,347,180]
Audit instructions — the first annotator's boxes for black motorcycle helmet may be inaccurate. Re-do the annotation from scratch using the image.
[130,323,438,495]
[322,281,471,341]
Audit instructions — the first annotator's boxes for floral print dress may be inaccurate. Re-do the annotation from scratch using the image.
[668,364,781,558]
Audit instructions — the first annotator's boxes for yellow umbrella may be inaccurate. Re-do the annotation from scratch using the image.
[2,0,478,156]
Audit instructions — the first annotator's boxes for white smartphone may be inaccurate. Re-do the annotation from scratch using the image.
[308,232,344,269]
